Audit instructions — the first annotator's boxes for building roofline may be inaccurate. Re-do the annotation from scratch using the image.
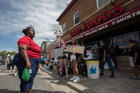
[56,0,79,22]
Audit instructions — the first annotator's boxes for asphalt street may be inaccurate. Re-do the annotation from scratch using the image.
[0,64,65,93]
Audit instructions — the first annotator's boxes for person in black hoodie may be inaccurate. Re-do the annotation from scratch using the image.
[110,45,120,70]
[99,40,115,78]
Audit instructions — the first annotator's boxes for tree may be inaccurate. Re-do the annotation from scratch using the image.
[0,50,7,56]
[0,50,17,56]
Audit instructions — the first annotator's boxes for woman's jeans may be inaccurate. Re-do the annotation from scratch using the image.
[100,54,114,76]
[15,55,40,92]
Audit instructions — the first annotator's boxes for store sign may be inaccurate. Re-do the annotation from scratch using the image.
[53,25,63,35]
[70,3,123,37]
[111,10,140,25]
[65,4,140,43]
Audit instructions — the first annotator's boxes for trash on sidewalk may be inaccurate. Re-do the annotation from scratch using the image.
[53,80,59,83]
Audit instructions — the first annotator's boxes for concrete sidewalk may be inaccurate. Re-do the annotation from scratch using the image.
[41,67,140,93]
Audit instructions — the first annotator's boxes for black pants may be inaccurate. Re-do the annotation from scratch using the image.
[1,61,5,65]
[112,56,118,68]
[7,63,14,70]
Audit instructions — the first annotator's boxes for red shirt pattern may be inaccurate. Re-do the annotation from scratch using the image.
[18,36,41,58]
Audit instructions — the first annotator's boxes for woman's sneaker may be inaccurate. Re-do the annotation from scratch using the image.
[70,76,76,81]
[14,73,17,77]
[73,76,80,83]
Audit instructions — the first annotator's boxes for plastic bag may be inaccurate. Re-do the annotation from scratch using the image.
[70,54,76,61]
[22,68,30,82]
[104,59,114,70]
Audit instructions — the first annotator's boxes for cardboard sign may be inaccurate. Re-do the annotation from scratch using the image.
[66,45,85,54]
[53,48,63,57]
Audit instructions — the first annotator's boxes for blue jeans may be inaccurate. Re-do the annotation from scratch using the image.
[100,54,114,76]
[15,54,40,92]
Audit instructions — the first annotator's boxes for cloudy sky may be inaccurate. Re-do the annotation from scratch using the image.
[0,0,71,52]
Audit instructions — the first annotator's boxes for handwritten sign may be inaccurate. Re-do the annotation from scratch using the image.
[53,48,63,57]
[66,45,85,54]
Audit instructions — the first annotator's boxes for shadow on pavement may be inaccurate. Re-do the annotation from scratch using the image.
[41,68,85,93]
[0,89,66,93]
[42,68,140,93]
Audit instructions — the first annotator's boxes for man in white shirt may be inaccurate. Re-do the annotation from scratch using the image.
[6,53,14,72]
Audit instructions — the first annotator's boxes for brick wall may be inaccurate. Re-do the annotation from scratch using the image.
[59,0,97,32]
[59,0,134,39]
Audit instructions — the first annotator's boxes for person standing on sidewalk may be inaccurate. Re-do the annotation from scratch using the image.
[1,55,6,65]
[6,53,14,72]
[110,45,120,71]
[70,39,81,83]
[99,40,115,78]
[129,40,140,80]
[57,40,69,78]
[16,26,41,93]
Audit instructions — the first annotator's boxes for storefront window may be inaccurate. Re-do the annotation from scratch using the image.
[113,31,139,48]
[113,31,139,55]
[62,23,66,32]
[73,11,79,24]
[96,0,110,9]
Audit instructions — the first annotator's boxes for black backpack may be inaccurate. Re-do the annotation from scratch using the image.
[78,59,87,76]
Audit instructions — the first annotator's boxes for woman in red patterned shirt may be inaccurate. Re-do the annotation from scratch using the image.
[17,26,41,93]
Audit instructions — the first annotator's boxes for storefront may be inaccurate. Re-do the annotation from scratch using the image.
[64,1,140,49]
[56,0,140,69]
[63,1,140,69]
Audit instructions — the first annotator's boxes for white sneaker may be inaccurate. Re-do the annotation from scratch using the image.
[14,73,17,77]
[73,76,80,83]
[70,76,76,81]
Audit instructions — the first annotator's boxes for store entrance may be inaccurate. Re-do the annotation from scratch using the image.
[81,19,140,70]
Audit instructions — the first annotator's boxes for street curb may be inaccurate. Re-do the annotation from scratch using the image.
[40,67,58,79]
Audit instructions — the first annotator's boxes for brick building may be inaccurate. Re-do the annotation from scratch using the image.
[57,0,140,69]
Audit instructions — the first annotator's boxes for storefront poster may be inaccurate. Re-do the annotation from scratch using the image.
[113,31,139,48]
[85,50,92,60]
[86,50,91,56]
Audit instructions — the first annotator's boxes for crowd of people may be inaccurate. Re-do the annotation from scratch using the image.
[1,26,140,93]
[0,53,18,76]
[43,39,140,82]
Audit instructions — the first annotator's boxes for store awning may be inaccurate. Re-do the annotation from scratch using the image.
[65,5,140,43]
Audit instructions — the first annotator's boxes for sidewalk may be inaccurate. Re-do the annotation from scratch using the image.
[41,67,140,93]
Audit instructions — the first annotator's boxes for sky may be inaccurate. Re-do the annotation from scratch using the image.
[0,0,71,52]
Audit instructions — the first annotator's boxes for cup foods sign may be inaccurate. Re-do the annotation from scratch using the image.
[70,3,123,37]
